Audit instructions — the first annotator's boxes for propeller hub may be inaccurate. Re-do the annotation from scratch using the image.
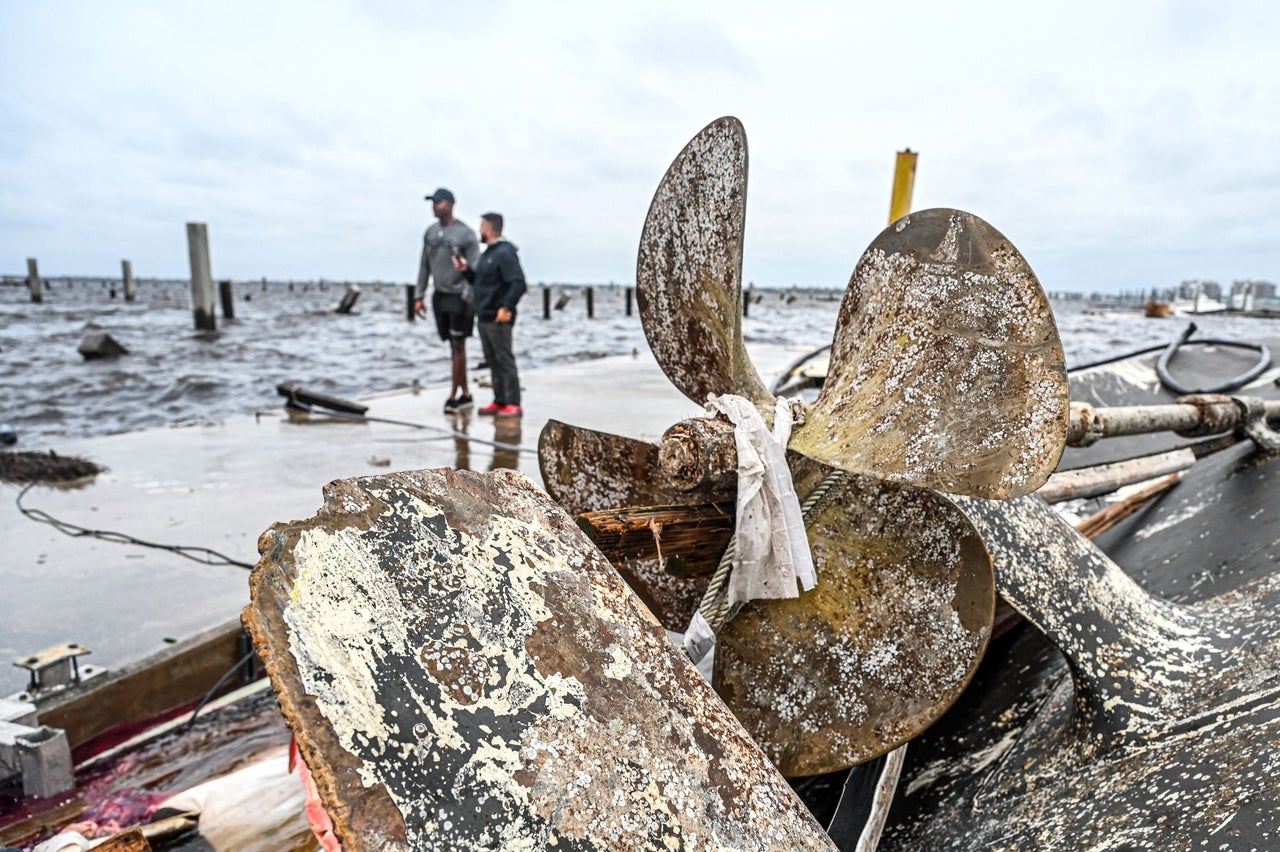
[659,417,738,492]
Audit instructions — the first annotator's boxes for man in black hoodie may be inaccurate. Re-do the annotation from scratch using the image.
[453,212,527,417]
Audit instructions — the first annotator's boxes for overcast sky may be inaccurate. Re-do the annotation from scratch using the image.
[3,1,1278,292]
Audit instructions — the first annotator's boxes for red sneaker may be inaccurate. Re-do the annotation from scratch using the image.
[495,404,523,418]
[477,402,502,416]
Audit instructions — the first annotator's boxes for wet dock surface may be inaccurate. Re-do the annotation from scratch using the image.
[1,345,808,696]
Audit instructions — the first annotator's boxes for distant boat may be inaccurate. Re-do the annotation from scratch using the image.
[1145,294,1227,317]
[1169,294,1228,315]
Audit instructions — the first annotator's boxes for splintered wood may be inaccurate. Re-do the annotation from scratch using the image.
[245,468,833,852]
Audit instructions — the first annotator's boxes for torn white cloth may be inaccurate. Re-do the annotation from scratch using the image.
[707,393,817,605]
[684,395,816,667]
[683,610,718,671]
[32,832,89,852]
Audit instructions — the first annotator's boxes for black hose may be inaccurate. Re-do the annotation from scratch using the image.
[1068,344,1169,374]
[1069,323,1272,395]
[1154,323,1272,395]
[15,483,255,569]
[184,650,257,729]
[286,401,538,454]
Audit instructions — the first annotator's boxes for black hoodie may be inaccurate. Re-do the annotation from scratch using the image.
[462,239,527,323]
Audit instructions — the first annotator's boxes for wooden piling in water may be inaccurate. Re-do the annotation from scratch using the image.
[336,284,361,315]
[625,286,633,316]
[405,284,415,321]
[219,279,235,319]
[122,260,136,302]
[26,258,42,303]
[186,223,216,331]
[542,286,551,319]
[586,286,594,318]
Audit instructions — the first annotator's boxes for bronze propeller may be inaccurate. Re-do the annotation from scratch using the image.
[539,116,1070,776]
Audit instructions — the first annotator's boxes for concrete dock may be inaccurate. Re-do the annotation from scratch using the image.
[1,345,812,695]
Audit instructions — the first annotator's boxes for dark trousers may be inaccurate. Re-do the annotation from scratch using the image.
[478,321,520,406]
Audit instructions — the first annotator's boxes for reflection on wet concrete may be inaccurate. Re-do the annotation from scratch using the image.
[450,409,472,471]
[445,408,522,472]
[492,419,522,471]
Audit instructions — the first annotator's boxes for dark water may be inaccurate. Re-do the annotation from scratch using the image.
[2,280,1278,448]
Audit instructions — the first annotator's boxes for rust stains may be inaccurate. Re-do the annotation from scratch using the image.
[245,468,834,851]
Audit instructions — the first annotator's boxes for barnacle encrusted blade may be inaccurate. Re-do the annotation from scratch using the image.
[884,492,1280,848]
[538,418,730,516]
[636,115,773,408]
[789,209,1068,499]
[714,472,995,777]
[245,467,833,851]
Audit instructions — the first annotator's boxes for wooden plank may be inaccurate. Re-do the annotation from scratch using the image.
[38,618,251,749]
[1074,472,1183,539]
[575,501,733,574]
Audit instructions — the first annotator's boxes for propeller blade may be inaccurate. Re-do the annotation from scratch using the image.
[538,419,732,516]
[245,467,834,849]
[713,472,994,777]
[636,116,773,407]
[538,420,727,630]
[896,492,1280,848]
[789,208,1068,499]
[949,491,1280,750]
[537,419,670,516]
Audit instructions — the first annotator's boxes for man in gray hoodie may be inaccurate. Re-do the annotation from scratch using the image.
[414,188,481,412]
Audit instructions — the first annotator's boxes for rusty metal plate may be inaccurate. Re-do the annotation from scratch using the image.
[714,473,994,777]
[635,116,772,407]
[789,209,1068,499]
[890,492,1280,849]
[244,468,834,851]
[538,418,731,516]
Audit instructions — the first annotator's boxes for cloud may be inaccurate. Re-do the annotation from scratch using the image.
[1,0,1279,291]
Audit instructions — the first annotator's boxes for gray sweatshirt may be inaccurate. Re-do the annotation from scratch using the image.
[416,219,480,300]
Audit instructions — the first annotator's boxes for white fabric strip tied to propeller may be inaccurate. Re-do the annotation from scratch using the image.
[684,394,816,668]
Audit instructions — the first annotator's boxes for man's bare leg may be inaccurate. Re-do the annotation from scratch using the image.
[450,337,469,399]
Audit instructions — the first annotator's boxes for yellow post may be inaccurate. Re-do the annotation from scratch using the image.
[889,149,918,224]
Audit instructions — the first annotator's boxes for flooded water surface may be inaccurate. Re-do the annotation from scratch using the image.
[3,279,1278,448]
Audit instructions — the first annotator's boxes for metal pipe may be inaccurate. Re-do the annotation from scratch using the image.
[1067,396,1280,447]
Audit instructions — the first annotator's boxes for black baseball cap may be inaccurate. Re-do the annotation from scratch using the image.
[426,188,455,204]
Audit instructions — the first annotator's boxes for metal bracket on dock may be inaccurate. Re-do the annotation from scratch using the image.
[12,642,103,700]
[0,698,73,798]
